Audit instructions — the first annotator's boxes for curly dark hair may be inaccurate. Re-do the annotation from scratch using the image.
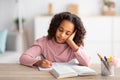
[47,12,86,46]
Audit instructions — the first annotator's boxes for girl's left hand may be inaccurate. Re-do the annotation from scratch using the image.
[66,31,79,52]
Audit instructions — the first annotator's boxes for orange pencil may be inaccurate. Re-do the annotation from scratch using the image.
[97,53,104,61]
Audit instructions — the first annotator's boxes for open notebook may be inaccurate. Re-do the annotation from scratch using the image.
[38,62,96,79]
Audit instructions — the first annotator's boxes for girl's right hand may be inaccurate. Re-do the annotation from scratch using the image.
[33,59,52,68]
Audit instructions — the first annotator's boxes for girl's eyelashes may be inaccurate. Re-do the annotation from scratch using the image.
[66,32,71,35]
[58,27,63,32]
[58,27,72,36]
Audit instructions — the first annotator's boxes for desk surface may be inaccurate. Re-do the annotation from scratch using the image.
[0,63,120,80]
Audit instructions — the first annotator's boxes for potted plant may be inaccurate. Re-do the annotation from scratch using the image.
[104,1,110,8]
[102,0,116,15]
[14,18,25,31]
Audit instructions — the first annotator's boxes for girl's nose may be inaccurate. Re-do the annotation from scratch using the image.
[60,32,65,37]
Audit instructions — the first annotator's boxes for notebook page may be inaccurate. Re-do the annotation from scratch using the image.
[71,65,96,76]
[38,62,70,70]
[38,59,78,70]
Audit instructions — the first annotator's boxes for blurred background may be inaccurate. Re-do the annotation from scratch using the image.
[0,0,120,63]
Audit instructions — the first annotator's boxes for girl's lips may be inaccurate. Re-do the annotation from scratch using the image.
[57,37,64,41]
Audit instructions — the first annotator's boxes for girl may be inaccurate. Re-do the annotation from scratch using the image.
[20,12,91,68]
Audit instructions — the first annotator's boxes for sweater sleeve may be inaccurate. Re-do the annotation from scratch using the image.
[19,39,43,67]
[74,46,91,66]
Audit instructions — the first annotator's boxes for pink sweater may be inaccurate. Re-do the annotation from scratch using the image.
[20,36,91,67]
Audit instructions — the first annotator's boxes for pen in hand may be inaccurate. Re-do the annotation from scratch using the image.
[40,54,52,68]
[41,54,46,59]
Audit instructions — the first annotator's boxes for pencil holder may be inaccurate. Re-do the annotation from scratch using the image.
[101,62,114,76]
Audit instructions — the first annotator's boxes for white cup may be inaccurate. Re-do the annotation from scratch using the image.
[101,61,114,76]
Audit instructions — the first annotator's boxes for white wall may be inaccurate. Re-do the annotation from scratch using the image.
[1,0,120,50]
[0,0,16,30]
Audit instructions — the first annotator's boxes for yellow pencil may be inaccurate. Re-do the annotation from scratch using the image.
[109,56,113,62]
